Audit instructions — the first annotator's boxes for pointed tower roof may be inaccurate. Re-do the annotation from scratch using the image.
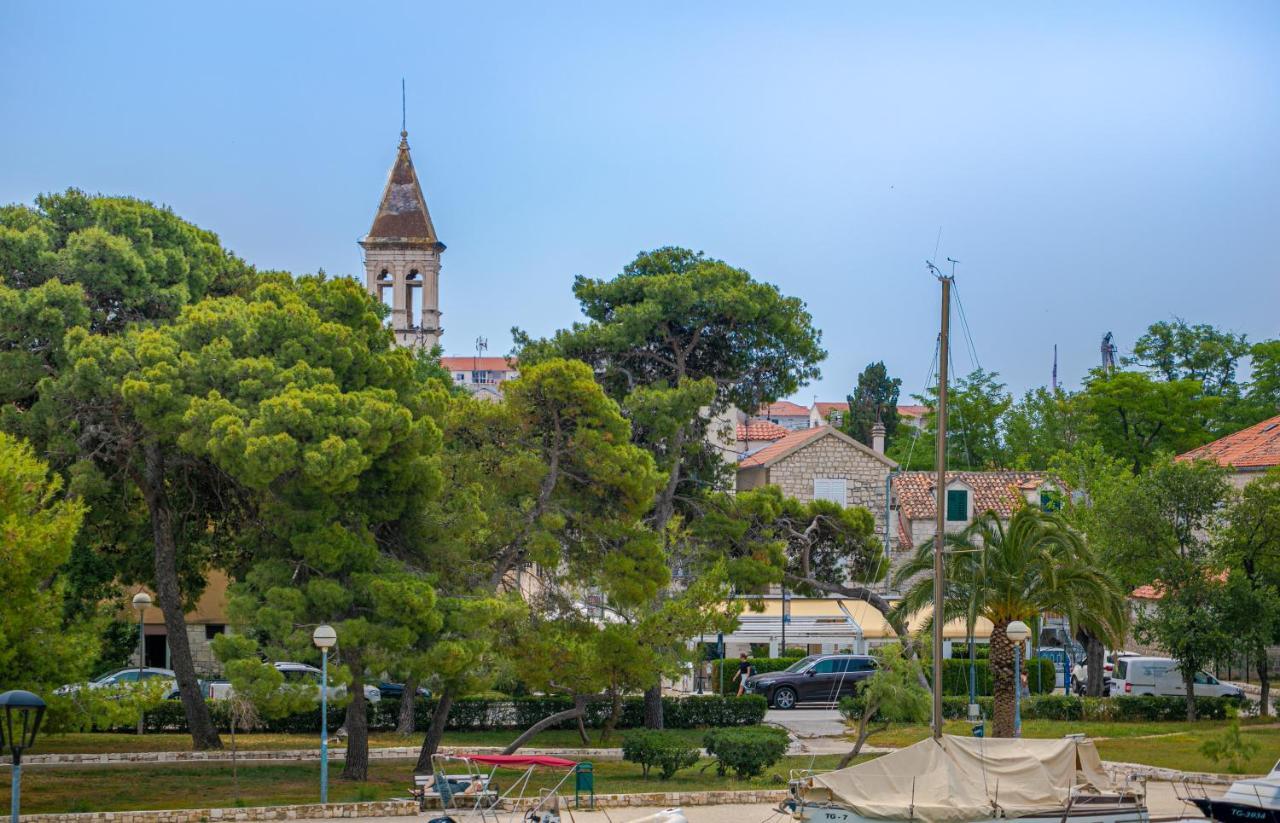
[362,131,444,249]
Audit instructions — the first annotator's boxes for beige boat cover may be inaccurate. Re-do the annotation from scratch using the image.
[805,735,1114,823]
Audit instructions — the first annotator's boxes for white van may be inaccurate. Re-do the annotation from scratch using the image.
[1112,656,1244,699]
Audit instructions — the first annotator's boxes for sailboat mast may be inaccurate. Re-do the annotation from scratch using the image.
[932,273,952,740]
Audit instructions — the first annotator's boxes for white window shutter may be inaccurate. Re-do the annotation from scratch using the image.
[813,478,847,507]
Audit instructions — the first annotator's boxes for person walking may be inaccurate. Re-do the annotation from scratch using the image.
[731,652,753,696]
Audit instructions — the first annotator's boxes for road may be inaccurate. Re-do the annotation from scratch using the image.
[312,782,1198,823]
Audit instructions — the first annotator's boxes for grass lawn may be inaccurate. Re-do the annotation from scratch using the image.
[0,755,859,815]
[28,728,710,755]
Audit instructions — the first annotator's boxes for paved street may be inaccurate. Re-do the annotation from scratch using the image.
[764,708,847,739]
[299,782,1198,823]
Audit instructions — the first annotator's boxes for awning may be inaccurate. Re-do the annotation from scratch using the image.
[462,754,577,769]
[718,597,996,645]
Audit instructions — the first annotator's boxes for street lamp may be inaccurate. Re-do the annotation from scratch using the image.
[132,591,152,736]
[1,689,47,823]
[312,625,337,804]
[1006,620,1032,738]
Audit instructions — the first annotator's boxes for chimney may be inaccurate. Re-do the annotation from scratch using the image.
[871,421,886,455]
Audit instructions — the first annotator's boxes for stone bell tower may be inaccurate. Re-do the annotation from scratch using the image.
[361,129,444,349]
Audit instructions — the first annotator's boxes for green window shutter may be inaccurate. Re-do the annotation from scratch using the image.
[946,489,968,521]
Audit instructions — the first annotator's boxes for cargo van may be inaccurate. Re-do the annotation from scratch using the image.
[1111,656,1244,699]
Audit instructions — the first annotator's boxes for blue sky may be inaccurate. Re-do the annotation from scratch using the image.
[3,2,1278,404]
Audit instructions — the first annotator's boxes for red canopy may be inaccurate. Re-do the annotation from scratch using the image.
[463,754,578,769]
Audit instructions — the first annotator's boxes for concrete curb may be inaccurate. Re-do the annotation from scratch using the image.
[15,791,793,823]
[5,746,628,768]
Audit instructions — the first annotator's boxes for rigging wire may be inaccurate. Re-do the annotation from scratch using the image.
[900,334,940,473]
[949,345,975,469]
[952,281,982,373]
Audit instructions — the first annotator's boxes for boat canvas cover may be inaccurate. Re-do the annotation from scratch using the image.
[806,735,1114,823]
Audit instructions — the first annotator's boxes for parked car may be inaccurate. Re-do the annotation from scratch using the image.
[54,667,176,696]
[377,682,432,701]
[1072,650,1137,696]
[744,654,878,709]
[1111,656,1244,699]
[206,662,381,703]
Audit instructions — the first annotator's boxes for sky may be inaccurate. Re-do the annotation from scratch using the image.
[3,2,1278,405]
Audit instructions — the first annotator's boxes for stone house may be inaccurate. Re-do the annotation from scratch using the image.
[891,470,1060,550]
[128,570,231,676]
[736,424,899,559]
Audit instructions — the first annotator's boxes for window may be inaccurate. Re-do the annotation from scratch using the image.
[1039,490,1062,512]
[946,488,968,521]
[205,624,225,640]
[813,478,847,507]
[405,270,423,328]
[810,658,840,674]
[454,373,466,382]
[1193,671,1217,685]
[846,658,877,672]
[113,671,140,683]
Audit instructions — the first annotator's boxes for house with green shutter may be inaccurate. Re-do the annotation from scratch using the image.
[891,470,1062,557]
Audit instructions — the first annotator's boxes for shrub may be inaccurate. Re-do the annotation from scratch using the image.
[703,726,790,778]
[938,658,1057,696]
[621,729,700,779]
[841,693,1247,724]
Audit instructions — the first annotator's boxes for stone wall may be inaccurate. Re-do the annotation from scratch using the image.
[767,436,893,531]
[129,625,223,677]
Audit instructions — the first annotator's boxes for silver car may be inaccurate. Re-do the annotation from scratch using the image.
[55,667,177,696]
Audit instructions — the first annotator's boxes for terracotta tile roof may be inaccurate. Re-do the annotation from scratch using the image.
[897,405,928,419]
[440,356,517,372]
[1131,570,1228,600]
[739,425,828,468]
[363,134,443,247]
[736,419,791,442]
[813,401,849,418]
[737,425,897,469]
[1178,413,1280,470]
[760,400,810,417]
[893,471,1050,521]
[897,512,912,549]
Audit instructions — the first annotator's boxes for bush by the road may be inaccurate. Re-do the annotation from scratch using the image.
[621,729,700,779]
[840,693,1247,723]
[126,694,767,734]
[703,725,790,778]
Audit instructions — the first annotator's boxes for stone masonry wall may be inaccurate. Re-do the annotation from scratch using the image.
[128,626,222,677]
[767,436,893,541]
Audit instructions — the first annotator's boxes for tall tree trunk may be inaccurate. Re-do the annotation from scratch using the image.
[1183,669,1198,722]
[837,696,882,769]
[397,676,417,735]
[1076,629,1106,697]
[413,685,455,773]
[600,688,623,742]
[341,650,369,780]
[139,441,222,750]
[642,684,664,730]
[502,694,586,754]
[989,618,1016,738]
[1258,644,1271,718]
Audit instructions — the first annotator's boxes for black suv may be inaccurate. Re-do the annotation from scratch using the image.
[745,654,878,709]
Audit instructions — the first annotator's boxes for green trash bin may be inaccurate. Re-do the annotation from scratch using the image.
[575,762,594,809]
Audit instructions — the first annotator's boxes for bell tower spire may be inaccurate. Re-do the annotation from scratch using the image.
[360,109,444,349]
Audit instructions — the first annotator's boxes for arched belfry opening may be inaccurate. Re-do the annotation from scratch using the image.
[359,129,444,349]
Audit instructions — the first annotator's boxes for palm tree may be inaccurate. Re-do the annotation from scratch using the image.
[891,506,1127,738]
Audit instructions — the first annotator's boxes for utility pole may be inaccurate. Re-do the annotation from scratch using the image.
[928,262,953,741]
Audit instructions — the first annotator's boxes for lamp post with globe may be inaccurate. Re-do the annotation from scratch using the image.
[1006,620,1032,737]
[1,689,47,823]
[312,625,337,803]
[132,591,152,735]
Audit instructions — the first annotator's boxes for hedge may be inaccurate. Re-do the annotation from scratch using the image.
[703,726,790,778]
[130,694,767,735]
[939,658,1058,696]
[840,693,1247,723]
